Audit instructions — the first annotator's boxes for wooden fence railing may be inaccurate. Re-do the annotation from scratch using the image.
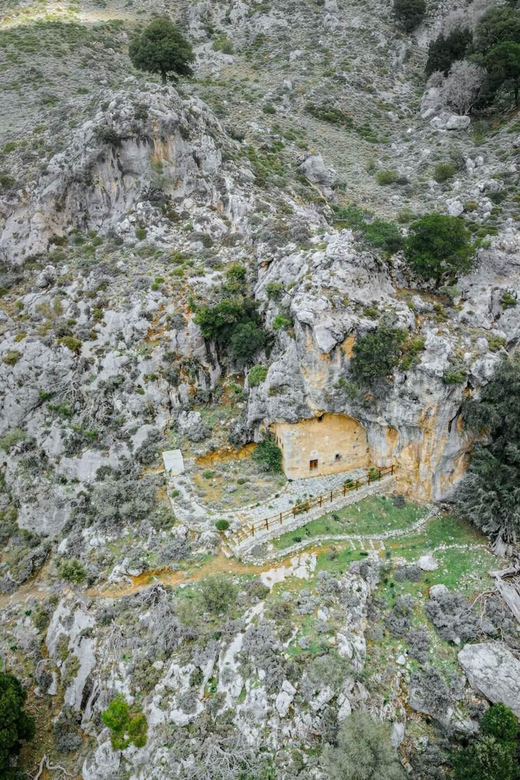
[233,465,396,544]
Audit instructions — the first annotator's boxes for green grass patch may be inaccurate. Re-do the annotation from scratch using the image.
[272,496,427,550]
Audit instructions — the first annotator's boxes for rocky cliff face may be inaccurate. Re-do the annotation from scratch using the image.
[0,83,246,265]
[1,0,520,777]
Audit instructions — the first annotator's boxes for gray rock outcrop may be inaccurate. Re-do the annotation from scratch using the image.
[458,642,520,717]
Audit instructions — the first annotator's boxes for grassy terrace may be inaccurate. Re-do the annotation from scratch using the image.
[271,495,428,550]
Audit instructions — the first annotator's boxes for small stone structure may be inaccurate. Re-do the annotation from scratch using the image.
[273,413,394,480]
[162,449,185,476]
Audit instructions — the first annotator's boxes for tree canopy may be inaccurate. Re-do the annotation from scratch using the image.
[350,326,407,389]
[425,28,473,76]
[404,214,475,286]
[0,672,35,779]
[322,711,406,780]
[483,41,520,105]
[475,6,520,52]
[393,0,426,32]
[129,17,194,85]
[456,355,520,545]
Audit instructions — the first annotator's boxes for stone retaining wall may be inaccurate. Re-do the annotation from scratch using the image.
[230,474,397,556]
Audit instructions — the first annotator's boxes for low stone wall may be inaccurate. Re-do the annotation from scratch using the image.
[230,474,397,557]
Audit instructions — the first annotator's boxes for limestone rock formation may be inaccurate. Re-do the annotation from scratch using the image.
[458,643,520,717]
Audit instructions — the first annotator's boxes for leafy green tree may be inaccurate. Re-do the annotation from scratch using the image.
[482,704,519,743]
[456,355,520,545]
[483,42,520,105]
[101,694,148,750]
[425,28,473,76]
[362,220,403,253]
[322,710,406,780]
[393,0,426,32]
[129,17,194,85]
[350,326,407,388]
[194,298,264,352]
[199,575,237,614]
[230,321,267,362]
[0,672,35,779]
[475,6,520,52]
[452,735,518,780]
[253,436,283,473]
[404,214,475,286]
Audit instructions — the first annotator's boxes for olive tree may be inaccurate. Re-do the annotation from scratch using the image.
[322,711,406,780]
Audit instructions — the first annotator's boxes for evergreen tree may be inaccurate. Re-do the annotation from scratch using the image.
[483,42,520,105]
[129,17,194,85]
[350,326,407,388]
[456,355,520,545]
[475,6,520,52]
[425,28,472,76]
[0,672,35,779]
[404,214,475,286]
[393,0,426,32]
[452,735,518,780]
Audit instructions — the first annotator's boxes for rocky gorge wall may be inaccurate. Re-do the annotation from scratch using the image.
[247,228,514,502]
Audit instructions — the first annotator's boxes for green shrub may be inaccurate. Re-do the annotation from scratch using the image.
[405,214,475,286]
[272,315,292,331]
[253,436,283,473]
[502,291,517,308]
[101,695,148,750]
[212,35,233,54]
[135,227,147,240]
[306,103,353,127]
[248,365,268,387]
[0,672,35,778]
[215,519,230,532]
[0,428,27,452]
[3,350,21,365]
[350,326,407,388]
[60,559,86,584]
[363,220,403,253]
[443,366,466,384]
[434,163,457,183]
[265,282,284,300]
[400,337,426,370]
[0,173,15,190]
[453,736,518,780]
[95,126,122,147]
[487,335,506,352]
[199,575,237,614]
[332,203,370,229]
[481,704,519,743]
[376,169,399,186]
[394,0,426,32]
[129,17,194,84]
[59,336,83,354]
[323,711,405,780]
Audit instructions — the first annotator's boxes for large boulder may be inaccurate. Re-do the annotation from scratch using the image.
[458,642,520,717]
